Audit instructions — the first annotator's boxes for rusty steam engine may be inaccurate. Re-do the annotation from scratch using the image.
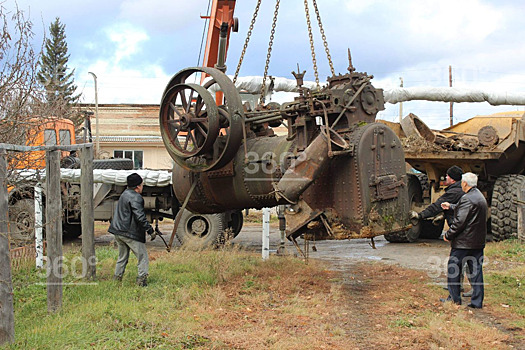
[159,61,412,243]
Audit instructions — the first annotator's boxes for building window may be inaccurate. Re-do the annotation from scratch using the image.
[113,150,143,169]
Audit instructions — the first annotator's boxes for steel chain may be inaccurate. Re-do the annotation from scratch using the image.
[260,0,280,104]
[312,0,335,76]
[303,0,320,89]
[233,0,262,84]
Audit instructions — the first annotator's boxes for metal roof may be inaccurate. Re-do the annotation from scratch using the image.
[98,135,163,143]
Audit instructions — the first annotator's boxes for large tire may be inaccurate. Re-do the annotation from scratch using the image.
[491,174,525,241]
[8,199,36,242]
[415,173,430,199]
[175,209,226,247]
[228,210,243,238]
[384,174,423,243]
[93,158,134,170]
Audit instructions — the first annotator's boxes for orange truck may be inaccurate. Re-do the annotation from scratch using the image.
[7,118,78,242]
[6,118,237,246]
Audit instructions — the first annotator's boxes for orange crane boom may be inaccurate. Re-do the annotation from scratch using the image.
[200,0,238,103]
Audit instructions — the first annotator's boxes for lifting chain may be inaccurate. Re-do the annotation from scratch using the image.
[303,0,320,89]
[233,0,262,84]
[260,0,280,104]
[312,0,335,76]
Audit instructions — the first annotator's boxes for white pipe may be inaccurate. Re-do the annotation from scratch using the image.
[211,75,525,106]
[382,87,525,106]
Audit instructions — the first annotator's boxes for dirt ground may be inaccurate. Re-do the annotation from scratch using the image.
[86,222,524,349]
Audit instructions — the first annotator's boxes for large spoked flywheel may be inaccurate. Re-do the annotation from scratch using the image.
[160,83,219,160]
[160,67,244,172]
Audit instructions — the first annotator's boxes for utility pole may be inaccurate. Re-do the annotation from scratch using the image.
[88,72,99,157]
[449,65,453,126]
[399,77,404,122]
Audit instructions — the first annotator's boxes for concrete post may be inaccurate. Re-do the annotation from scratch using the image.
[262,208,270,260]
[35,184,44,269]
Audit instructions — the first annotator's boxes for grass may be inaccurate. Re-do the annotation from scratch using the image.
[485,238,525,263]
[5,239,525,349]
[483,239,525,329]
[7,246,349,349]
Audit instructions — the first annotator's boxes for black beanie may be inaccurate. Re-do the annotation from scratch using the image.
[447,166,463,182]
[127,173,143,188]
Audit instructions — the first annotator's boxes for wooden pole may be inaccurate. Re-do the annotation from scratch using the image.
[46,150,62,313]
[519,189,525,244]
[0,149,15,344]
[80,145,96,280]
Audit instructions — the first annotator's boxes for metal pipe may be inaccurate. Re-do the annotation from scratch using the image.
[88,72,99,157]
[215,22,229,72]
[251,115,284,125]
[245,111,282,122]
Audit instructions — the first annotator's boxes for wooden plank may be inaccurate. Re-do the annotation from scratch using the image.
[80,145,96,280]
[519,189,525,244]
[0,149,15,344]
[46,150,62,313]
[0,142,92,153]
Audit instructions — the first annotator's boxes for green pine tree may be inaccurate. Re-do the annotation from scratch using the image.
[37,17,80,116]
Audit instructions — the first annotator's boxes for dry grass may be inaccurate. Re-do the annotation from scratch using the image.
[9,240,524,349]
[338,263,522,349]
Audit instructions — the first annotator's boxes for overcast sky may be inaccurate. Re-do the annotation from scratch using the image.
[11,0,525,129]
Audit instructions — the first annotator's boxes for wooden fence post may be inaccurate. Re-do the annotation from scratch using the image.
[519,189,525,244]
[81,145,96,280]
[0,148,15,344]
[46,150,62,313]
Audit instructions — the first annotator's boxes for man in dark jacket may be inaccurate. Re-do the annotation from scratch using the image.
[411,165,464,226]
[441,172,488,308]
[109,173,155,286]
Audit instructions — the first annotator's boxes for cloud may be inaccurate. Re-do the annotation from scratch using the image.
[118,0,209,32]
[74,22,169,104]
[104,23,149,64]
[406,0,502,44]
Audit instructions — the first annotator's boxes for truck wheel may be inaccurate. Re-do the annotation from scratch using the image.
[9,199,36,242]
[229,210,243,238]
[415,173,430,198]
[491,174,525,241]
[93,158,134,170]
[175,209,226,247]
[384,174,423,243]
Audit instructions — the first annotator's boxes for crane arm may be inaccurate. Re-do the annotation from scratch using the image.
[201,0,237,71]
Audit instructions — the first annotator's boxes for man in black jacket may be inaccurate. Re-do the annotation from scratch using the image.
[109,173,155,286]
[411,165,464,226]
[441,172,488,308]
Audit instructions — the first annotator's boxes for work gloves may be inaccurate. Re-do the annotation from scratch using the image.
[409,210,420,226]
[431,213,444,226]
[147,227,156,241]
